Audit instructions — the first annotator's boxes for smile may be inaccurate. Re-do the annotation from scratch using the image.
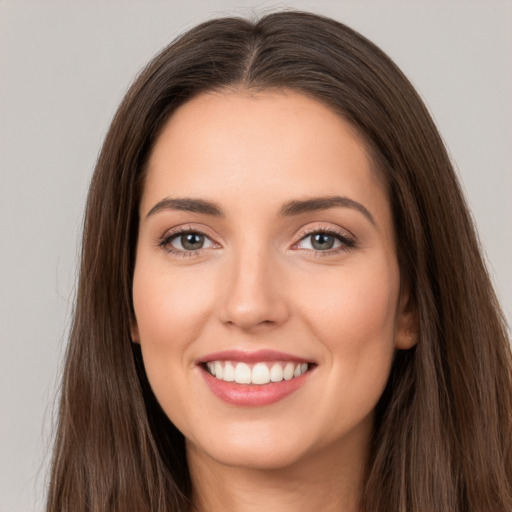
[198,350,315,406]
[205,361,309,385]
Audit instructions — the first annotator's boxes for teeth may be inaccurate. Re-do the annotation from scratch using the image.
[235,362,251,384]
[283,362,295,380]
[205,360,309,385]
[252,363,270,385]
[270,363,283,382]
[223,361,235,382]
[214,361,223,380]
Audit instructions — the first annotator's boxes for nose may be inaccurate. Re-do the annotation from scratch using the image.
[219,246,290,332]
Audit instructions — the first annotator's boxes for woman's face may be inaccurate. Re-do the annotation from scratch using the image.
[132,90,415,471]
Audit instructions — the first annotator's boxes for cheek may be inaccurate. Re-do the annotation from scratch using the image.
[299,258,398,340]
[294,255,399,398]
[131,258,220,430]
[131,257,220,416]
[132,260,215,347]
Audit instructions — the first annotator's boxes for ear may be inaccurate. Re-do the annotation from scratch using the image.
[395,282,419,350]
[130,318,141,344]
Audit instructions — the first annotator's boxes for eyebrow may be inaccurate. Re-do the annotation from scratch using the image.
[278,196,376,225]
[146,197,224,218]
[146,195,375,225]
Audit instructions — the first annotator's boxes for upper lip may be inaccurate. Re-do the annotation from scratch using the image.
[197,349,312,365]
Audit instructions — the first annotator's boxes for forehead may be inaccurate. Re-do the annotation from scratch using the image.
[142,90,390,228]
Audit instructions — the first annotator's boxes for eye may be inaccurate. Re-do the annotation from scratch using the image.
[300,232,339,251]
[295,229,355,253]
[159,229,216,255]
[172,232,210,251]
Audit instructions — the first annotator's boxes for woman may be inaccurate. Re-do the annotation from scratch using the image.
[46,10,512,512]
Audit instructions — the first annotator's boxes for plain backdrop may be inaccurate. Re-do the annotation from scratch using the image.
[1,1,511,511]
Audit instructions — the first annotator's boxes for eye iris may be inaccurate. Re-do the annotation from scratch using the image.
[181,233,204,250]
[311,233,334,250]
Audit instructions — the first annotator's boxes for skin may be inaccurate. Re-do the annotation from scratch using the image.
[131,90,417,512]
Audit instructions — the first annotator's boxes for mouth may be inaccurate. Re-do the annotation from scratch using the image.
[203,360,310,385]
[197,350,316,406]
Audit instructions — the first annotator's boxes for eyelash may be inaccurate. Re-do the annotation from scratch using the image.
[158,227,213,258]
[294,227,356,257]
[158,226,356,258]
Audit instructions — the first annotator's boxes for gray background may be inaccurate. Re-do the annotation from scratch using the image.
[1,1,511,511]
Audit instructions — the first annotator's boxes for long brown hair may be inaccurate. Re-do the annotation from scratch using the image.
[46,11,512,512]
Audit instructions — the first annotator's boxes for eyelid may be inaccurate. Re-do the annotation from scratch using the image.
[157,224,221,256]
[156,223,356,257]
[159,224,220,242]
[291,224,356,253]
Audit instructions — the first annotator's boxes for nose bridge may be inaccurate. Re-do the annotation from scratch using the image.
[219,236,288,330]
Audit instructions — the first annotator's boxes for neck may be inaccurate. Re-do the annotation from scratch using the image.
[187,425,370,512]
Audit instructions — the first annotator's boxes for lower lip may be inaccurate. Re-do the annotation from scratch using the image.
[200,366,312,406]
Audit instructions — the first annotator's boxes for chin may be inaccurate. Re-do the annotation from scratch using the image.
[191,444,309,471]
[186,426,317,471]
